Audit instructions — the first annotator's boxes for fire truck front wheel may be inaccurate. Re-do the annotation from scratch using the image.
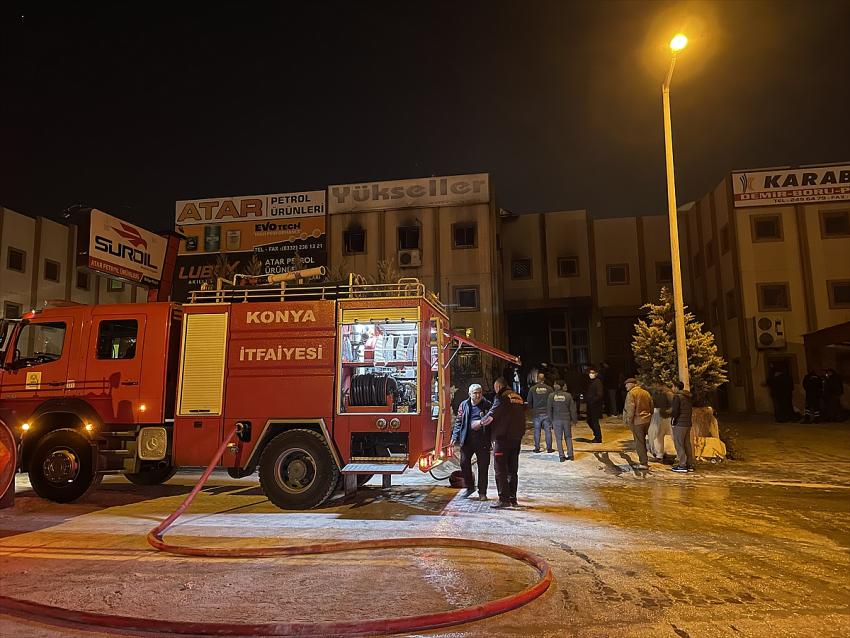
[259,429,339,510]
[28,429,98,503]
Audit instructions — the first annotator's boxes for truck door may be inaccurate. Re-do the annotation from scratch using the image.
[81,313,147,423]
[0,317,74,425]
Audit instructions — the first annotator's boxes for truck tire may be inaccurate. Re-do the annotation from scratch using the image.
[259,429,339,510]
[335,473,374,491]
[125,465,177,486]
[28,429,98,503]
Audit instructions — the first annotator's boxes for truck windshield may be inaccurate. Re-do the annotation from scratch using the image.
[12,322,66,366]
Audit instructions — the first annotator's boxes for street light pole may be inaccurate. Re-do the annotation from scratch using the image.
[662,34,690,390]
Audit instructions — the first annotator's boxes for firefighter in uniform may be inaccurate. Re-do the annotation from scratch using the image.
[450,383,493,500]
[481,377,526,509]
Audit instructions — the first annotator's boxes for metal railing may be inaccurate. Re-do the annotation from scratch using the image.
[188,272,445,312]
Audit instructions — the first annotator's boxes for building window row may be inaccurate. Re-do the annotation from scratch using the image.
[341,222,478,257]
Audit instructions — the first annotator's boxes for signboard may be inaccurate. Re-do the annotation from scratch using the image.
[173,191,327,302]
[77,209,167,286]
[175,191,325,226]
[732,164,850,208]
[328,173,489,214]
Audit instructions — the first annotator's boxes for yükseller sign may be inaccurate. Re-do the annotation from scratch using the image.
[328,173,490,214]
[732,164,850,208]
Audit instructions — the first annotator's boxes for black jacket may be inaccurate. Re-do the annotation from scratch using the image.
[451,396,493,447]
[585,377,604,417]
[671,389,693,428]
[802,373,823,399]
[483,387,526,442]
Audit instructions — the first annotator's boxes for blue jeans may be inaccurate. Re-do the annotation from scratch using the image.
[533,414,552,450]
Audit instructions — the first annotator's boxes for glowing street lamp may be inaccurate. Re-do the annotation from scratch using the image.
[662,33,690,390]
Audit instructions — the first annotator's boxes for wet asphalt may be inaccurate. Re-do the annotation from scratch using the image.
[0,415,848,637]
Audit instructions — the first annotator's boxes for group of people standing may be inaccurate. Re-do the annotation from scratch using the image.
[768,366,846,423]
[450,370,700,509]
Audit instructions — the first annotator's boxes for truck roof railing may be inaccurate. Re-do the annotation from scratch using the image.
[188,272,445,312]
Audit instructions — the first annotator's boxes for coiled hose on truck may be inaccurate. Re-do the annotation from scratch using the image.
[0,424,553,637]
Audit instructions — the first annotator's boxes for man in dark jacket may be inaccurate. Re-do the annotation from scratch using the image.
[670,381,694,473]
[450,384,493,500]
[767,366,795,422]
[481,377,526,509]
[823,369,845,422]
[548,380,578,461]
[585,366,604,442]
[801,370,823,424]
[527,372,554,453]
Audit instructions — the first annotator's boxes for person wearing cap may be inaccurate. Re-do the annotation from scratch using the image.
[623,377,655,469]
[450,384,493,499]
[548,380,578,461]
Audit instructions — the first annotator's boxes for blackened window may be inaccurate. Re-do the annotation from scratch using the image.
[452,222,477,249]
[96,320,138,359]
[656,261,673,283]
[750,214,783,242]
[828,280,850,308]
[820,210,850,238]
[397,226,420,250]
[557,257,579,278]
[757,283,791,312]
[606,263,629,285]
[511,259,533,280]
[44,259,61,283]
[76,270,90,290]
[454,287,479,311]
[725,290,737,319]
[343,227,366,254]
[7,247,25,273]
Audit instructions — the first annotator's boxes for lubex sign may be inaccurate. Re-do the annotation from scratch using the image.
[77,209,167,286]
[328,173,489,214]
[732,164,850,208]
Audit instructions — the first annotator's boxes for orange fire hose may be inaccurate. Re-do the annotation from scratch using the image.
[0,425,553,636]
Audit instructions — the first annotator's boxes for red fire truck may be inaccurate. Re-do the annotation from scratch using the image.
[0,274,516,509]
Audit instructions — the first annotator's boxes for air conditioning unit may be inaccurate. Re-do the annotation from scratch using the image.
[398,249,422,268]
[754,316,786,349]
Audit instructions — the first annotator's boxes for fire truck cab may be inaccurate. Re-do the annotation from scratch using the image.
[0,276,514,509]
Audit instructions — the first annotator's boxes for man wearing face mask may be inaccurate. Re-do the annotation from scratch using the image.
[451,384,493,500]
[585,366,605,443]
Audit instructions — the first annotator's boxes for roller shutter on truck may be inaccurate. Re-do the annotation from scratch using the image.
[177,312,228,416]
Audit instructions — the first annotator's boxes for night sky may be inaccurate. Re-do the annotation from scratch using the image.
[2,1,849,230]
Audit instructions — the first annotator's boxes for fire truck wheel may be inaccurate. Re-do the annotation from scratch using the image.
[28,429,98,503]
[124,465,177,486]
[335,473,373,491]
[259,429,339,510]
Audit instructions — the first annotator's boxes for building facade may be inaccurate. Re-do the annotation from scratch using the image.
[0,206,147,320]
[680,163,850,413]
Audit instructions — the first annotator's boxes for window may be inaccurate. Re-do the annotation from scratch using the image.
[3,301,22,319]
[96,320,138,359]
[606,263,629,285]
[656,261,673,283]
[757,282,791,312]
[557,257,579,278]
[820,210,850,238]
[511,259,533,280]
[76,270,90,290]
[44,259,61,283]
[7,247,26,273]
[454,286,479,311]
[693,252,703,278]
[13,321,66,364]
[827,280,850,309]
[706,239,715,268]
[725,290,737,319]
[452,222,477,249]
[107,278,125,292]
[343,227,366,254]
[750,214,783,242]
[720,224,730,254]
[397,226,420,250]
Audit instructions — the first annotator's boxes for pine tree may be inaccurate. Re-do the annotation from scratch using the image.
[632,287,727,405]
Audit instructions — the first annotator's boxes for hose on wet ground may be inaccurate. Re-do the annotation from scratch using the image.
[0,425,553,637]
